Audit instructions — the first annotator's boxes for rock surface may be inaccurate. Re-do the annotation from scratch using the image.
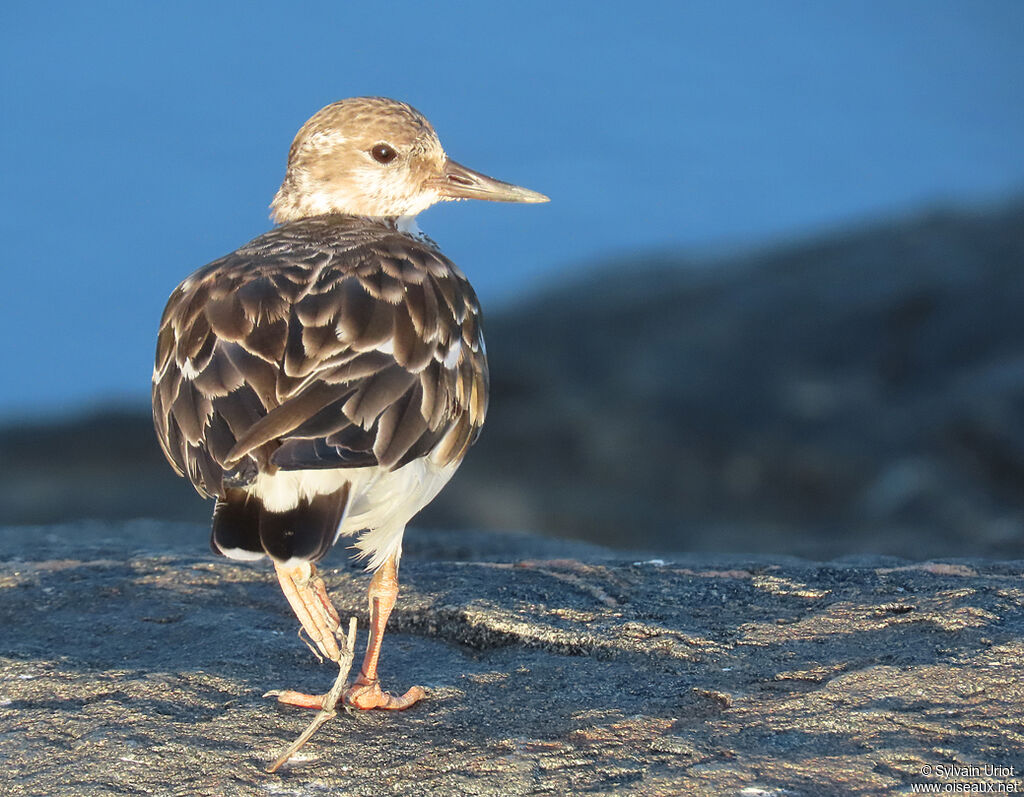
[2,522,1024,795]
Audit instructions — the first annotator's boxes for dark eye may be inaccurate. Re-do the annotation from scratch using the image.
[370,143,397,164]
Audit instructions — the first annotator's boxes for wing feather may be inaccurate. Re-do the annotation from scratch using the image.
[152,215,488,499]
[374,383,429,468]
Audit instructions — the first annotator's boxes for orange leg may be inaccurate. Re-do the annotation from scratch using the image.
[343,552,425,710]
[273,561,341,662]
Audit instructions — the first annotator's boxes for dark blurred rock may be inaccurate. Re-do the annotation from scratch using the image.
[448,198,1024,558]
[2,522,1023,795]
[2,199,1023,559]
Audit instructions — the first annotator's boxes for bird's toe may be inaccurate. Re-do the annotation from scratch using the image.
[344,679,425,710]
[264,689,328,710]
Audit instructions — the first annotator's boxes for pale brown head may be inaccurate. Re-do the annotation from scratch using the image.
[270,96,548,223]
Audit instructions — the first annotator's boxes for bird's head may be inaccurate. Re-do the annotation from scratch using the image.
[270,96,548,224]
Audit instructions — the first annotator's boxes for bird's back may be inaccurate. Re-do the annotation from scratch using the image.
[152,214,488,564]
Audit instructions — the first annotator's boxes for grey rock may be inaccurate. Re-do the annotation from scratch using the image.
[2,522,1023,795]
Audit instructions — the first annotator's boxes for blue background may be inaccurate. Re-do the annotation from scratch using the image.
[2,1,1022,418]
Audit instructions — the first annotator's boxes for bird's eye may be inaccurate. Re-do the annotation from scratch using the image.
[370,143,397,164]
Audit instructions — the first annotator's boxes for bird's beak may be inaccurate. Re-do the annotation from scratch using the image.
[432,159,549,203]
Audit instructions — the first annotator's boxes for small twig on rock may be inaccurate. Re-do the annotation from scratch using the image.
[266,616,357,773]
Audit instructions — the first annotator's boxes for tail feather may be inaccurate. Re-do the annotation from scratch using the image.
[210,484,350,564]
[210,488,263,559]
[258,483,351,563]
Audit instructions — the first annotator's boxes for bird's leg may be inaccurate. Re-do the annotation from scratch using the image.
[266,617,357,774]
[266,561,348,710]
[344,552,425,710]
[273,561,341,662]
[264,565,360,772]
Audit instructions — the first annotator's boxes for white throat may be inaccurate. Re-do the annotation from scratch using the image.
[396,215,421,236]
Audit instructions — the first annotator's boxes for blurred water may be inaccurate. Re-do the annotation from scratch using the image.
[1,0,1022,417]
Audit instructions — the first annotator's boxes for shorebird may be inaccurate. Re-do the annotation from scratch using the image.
[152,97,546,734]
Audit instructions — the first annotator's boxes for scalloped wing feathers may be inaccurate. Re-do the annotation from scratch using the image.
[152,216,489,502]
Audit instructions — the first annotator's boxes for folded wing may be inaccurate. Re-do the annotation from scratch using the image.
[152,217,489,502]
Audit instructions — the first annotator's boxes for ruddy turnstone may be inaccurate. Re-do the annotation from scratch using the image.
[152,97,547,744]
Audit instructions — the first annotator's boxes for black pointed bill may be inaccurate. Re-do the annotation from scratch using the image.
[432,159,549,203]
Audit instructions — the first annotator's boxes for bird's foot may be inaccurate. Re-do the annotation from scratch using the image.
[344,677,425,711]
[263,673,425,713]
[265,617,357,773]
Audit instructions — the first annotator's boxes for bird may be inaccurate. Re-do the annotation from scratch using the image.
[152,97,547,719]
